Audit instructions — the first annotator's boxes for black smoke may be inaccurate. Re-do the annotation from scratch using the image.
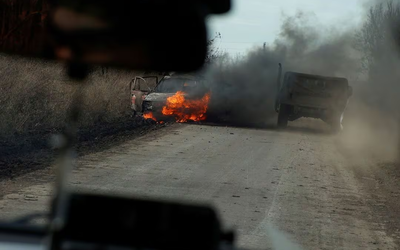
[204,11,360,126]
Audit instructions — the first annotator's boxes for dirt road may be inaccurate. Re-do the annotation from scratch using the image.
[0,120,399,250]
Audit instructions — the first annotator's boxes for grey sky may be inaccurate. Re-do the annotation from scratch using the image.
[208,0,369,55]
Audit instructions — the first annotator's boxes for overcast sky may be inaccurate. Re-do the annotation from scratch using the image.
[208,0,369,55]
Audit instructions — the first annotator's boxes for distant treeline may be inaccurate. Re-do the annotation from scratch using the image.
[0,0,50,54]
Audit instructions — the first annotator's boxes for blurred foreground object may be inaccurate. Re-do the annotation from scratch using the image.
[0,0,231,72]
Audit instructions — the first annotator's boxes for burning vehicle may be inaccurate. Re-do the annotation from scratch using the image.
[141,74,211,122]
[130,75,160,116]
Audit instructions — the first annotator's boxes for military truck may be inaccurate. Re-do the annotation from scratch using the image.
[275,64,353,132]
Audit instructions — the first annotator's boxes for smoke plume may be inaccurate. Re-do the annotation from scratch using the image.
[204,2,400,161]
[205,11,360,126]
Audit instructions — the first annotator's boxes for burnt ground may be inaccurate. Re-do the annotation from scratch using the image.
[0,116,170,181]
[0,112,253,181]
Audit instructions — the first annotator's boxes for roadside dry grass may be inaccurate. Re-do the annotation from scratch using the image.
[0,54,168,179]
[0,55,142,138]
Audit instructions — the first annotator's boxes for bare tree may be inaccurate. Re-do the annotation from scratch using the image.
[205,32,222,64]
[355,0,400,75]
[354,0,400,114]
[355,1,400,164]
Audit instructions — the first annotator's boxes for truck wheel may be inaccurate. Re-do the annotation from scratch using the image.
[331,122,341,134]
[330,113,343,133]
[277,104,290,128]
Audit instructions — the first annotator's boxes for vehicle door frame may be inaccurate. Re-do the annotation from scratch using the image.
[130,76,159,114]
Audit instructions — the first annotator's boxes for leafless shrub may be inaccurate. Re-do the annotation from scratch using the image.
[0,55,144,139]
[354,0,400,115]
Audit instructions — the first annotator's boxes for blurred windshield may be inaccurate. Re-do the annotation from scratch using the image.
[2,1,400,250]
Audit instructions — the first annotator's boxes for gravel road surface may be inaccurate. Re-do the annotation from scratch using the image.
[0,120,399,250]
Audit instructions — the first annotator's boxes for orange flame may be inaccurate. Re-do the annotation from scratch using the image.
[143,112,157,121]
[162,91,210,123]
